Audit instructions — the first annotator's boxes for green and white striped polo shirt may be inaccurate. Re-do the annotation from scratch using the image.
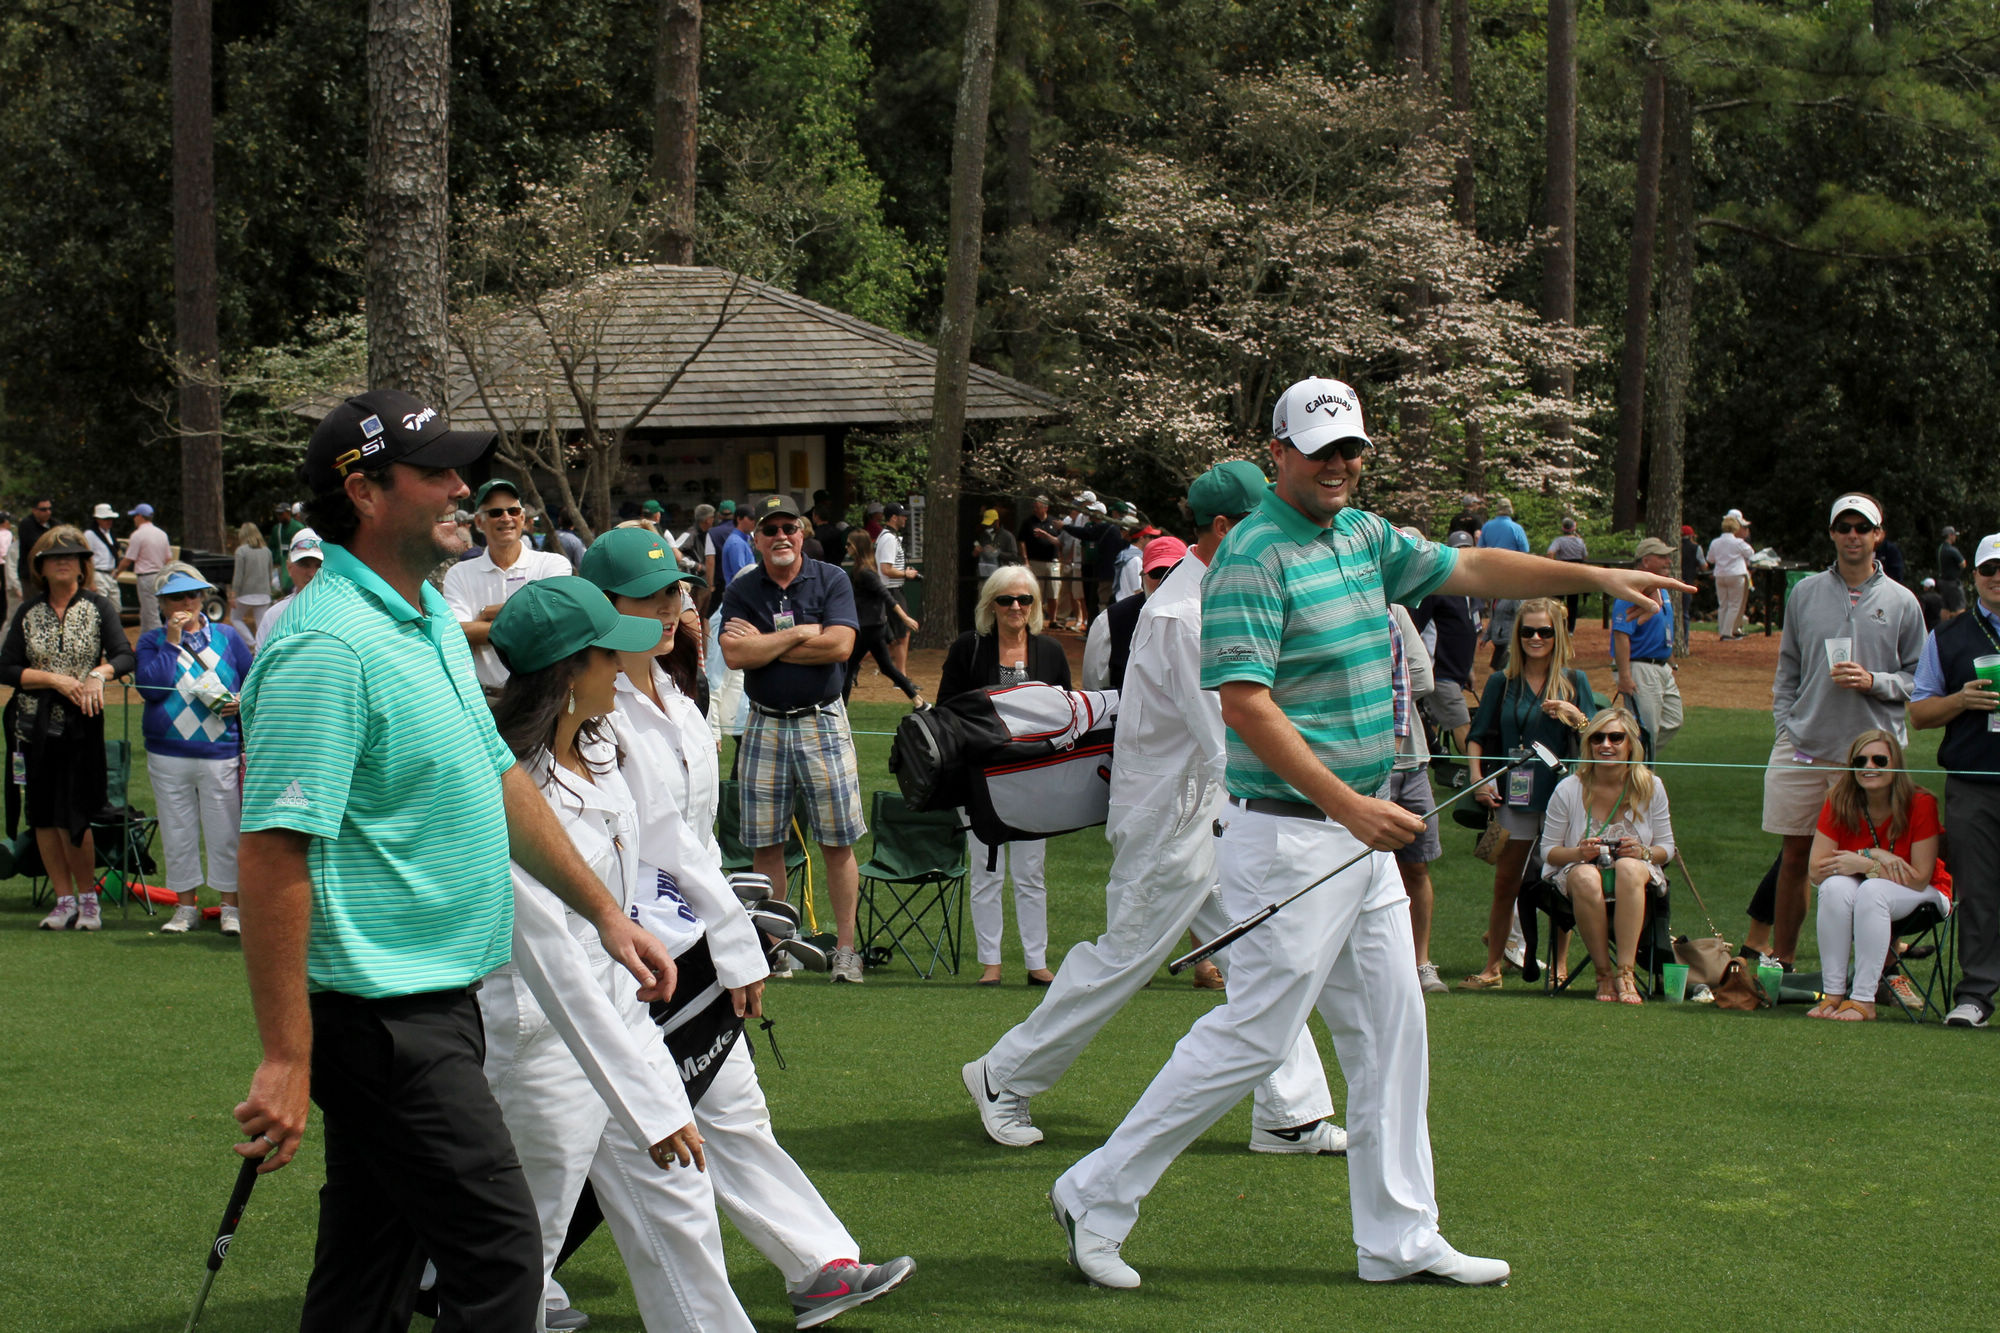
[240,542,516,998]
[1201,489,1458,802]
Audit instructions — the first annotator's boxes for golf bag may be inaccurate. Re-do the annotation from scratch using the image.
[889,683,1118,859]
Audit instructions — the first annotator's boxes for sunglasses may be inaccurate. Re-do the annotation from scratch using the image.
[1830,520,1875,535]
[1517,625,1557,640]
[482,505,523,518]
[991,594,1035,608]
[1853,753,1893,770]
[760,522,801,537]
[1290,437,1370,463]
[1592,731,1630,746]
[1978,561,2000,579]
[1145,567,1171,581]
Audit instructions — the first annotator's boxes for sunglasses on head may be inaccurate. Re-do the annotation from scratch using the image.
[1853,752,1893,769]
[1978,561,2000,579]
[991,594,1034,608]
[1592,731,1630,746]
[1831,520,1875,535]
[482,505,523,519]
[760,522,800,537]
[1517,625,1557,640]
[1290,437,1369,463]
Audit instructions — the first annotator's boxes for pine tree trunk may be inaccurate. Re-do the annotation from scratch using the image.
[1394,0,1424,77]
[1421,0,1441,79]
[1451,0,1474,229]
[365,0,452,405]
[918,0,1000,648]
[1540,0,1577,440]
[652,0,700,264]
[1873,0,1895,39]
[1644,79,1695,550]
[172,0,224,553]
[1613,64,1665,532]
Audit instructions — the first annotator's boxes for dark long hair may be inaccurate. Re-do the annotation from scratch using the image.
[491,650,619,777]
[658,620,705,710]
[1828,729,1916,843]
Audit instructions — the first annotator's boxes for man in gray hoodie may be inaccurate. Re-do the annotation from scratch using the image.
[1759,492,1926,966]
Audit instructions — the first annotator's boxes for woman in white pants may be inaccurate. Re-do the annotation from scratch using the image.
[938,568,1071,984]
[483,576,755,1333]
[1707,516,1754,639]
[1806,730,1952,1021]
[227,523,273,644]
[584,527,916,1329]
[132,565,252,935]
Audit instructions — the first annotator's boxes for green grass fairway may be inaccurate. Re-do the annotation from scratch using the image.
[2,704,1994,1330]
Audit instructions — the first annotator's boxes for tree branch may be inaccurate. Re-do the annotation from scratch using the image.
[1696,216,1947,261]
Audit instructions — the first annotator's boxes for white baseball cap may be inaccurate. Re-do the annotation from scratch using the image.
[1828,493,1883,528]
[1271,376,1371,457]
[287,527,324,562]
[1973,534,2000,568]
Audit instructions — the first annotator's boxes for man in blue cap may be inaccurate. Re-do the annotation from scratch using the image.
[117,502,172,633]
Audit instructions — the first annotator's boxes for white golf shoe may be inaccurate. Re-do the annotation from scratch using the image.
[160,904,201,934]
[1249,1120,1348,1155]
[1052,1195,1139,1289]
[1371,1244,1510,1287]
[963,1058,1042,1147]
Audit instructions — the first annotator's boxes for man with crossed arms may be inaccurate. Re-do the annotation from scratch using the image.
[966,460,1342,1158]
[1050,377,1686,1291]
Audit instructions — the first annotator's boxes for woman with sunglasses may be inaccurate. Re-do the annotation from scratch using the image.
[1462,597,1597,989]
[939,565,1072,985]
[841,529,923,706]
[1805,730,1951,1021]
[478,574,758,1332]
[1538,707,1674,1003]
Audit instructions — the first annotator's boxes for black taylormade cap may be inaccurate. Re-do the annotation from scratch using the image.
[301,389,497,493]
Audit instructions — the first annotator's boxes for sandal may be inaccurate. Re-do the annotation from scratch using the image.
[1831,999,1875,1021]
[1594,972,1619,1003]
[1616,966,1644,1006]
[1806,996,1845,1020]
[1458,973,1503,991]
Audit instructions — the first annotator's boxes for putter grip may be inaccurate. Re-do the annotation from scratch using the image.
[207,1154,264,1272]
[1167,904,1279,974]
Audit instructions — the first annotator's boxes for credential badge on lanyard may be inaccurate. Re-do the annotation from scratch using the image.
[772,594,795,633]
[1506,765,1534,807]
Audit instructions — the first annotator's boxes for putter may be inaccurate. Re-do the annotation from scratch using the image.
[1169,743,1568,974]
[184,1146,268,1333]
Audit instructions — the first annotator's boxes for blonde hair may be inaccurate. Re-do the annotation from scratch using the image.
[1721,516,1741,536]
[1579,706,1655,818]
[236,522,266,549]
[974,565,1043,635]
[1828,729,1917,844]
[1503,597,1578,702]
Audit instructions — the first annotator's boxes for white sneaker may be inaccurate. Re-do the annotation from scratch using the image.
[828,946,864,984]
[160,905,201,934]
[1249,1121,1348,1156]
[1052,1195,1139,1289]
[1417,961,1449,994]
[37,895,78,931]
[1371,1244,1510,1287]
[1944,1002,1990,1028]
[219,906,240,937]
[963,1058,1042,1146]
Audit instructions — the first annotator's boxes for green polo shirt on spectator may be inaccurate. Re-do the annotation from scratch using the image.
[1201,489,1458,803]
[239,541,517,999]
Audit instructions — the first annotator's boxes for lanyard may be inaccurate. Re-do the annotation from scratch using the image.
[1510,671,1556,735]
[1583,772,1631,844]
[1972,606,2000,657]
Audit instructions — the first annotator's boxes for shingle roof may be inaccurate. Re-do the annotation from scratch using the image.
[428,265,1062,433]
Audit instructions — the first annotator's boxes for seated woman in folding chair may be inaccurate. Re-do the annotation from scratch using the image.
[1806,730,1952,1022]
[1537,707,1675,1005]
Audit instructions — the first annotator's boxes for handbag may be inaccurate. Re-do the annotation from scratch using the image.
[1669,850,1735,985]
[1711,956,1773,1011]
[1473,817,1509,866]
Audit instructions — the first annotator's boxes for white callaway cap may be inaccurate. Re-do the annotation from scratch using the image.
[1973,534,2000,568]
[1272,376,1370,455]
[1828,493,1883,528]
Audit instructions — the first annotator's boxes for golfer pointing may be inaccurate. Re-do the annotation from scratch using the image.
[1051,377,1688,1290]
[230,391,675,1332]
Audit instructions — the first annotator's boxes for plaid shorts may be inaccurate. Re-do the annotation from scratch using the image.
[739,703,868,848]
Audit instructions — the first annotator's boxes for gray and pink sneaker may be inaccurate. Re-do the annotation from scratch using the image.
[790,1256,914,1329]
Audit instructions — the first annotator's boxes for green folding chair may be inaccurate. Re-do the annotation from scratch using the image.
[93,739,161,917]
[715,778,808,892]
[857,790,968,979]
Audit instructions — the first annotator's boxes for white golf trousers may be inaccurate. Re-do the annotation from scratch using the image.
[480,966,753,1333]
[983,792,1333,1131]
[968,831,1048,970]
[1815,873,1948,1002]
[1053,805,1447,1278]
[147,751,240,895]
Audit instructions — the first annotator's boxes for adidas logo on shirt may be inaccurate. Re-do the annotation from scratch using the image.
[274,780,311,810]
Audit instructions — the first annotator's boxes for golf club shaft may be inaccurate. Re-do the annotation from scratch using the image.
[185,1151,265,1332]
[1168,752,1535,975]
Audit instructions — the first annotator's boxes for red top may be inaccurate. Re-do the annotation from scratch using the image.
[1815,788,1952,900]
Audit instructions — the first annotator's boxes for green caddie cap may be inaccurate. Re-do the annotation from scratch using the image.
[641,499,663,515]
[717,499,737,515]
[472,478,522,509]
[1188,459,1269,523]
[580,527,707,599]
[489,576,664,675]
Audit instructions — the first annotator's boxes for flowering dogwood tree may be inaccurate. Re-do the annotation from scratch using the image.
[998,71,1604,529]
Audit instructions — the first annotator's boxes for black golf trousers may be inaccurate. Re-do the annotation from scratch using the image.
[300,988,542,1333]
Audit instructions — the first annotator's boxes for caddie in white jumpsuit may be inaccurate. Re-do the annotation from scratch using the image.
[1050,378,1686,1292]
[965,460,1340,1154]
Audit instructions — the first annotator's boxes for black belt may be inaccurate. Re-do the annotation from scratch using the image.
[1228,794,1329,822]
[750,699,839,720]
[1633,656,1671,666]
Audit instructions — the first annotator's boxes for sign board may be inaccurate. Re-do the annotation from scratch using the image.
[906,494,925,565]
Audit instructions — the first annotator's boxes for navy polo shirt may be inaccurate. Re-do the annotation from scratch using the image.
[718,558,859,709]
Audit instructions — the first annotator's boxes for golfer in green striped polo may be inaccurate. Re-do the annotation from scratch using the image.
[1053,377,1687,1293]
[228,390,676,1333]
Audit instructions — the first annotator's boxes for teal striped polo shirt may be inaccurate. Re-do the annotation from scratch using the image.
[1201,489,1458,802]
[239,542,516,998]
